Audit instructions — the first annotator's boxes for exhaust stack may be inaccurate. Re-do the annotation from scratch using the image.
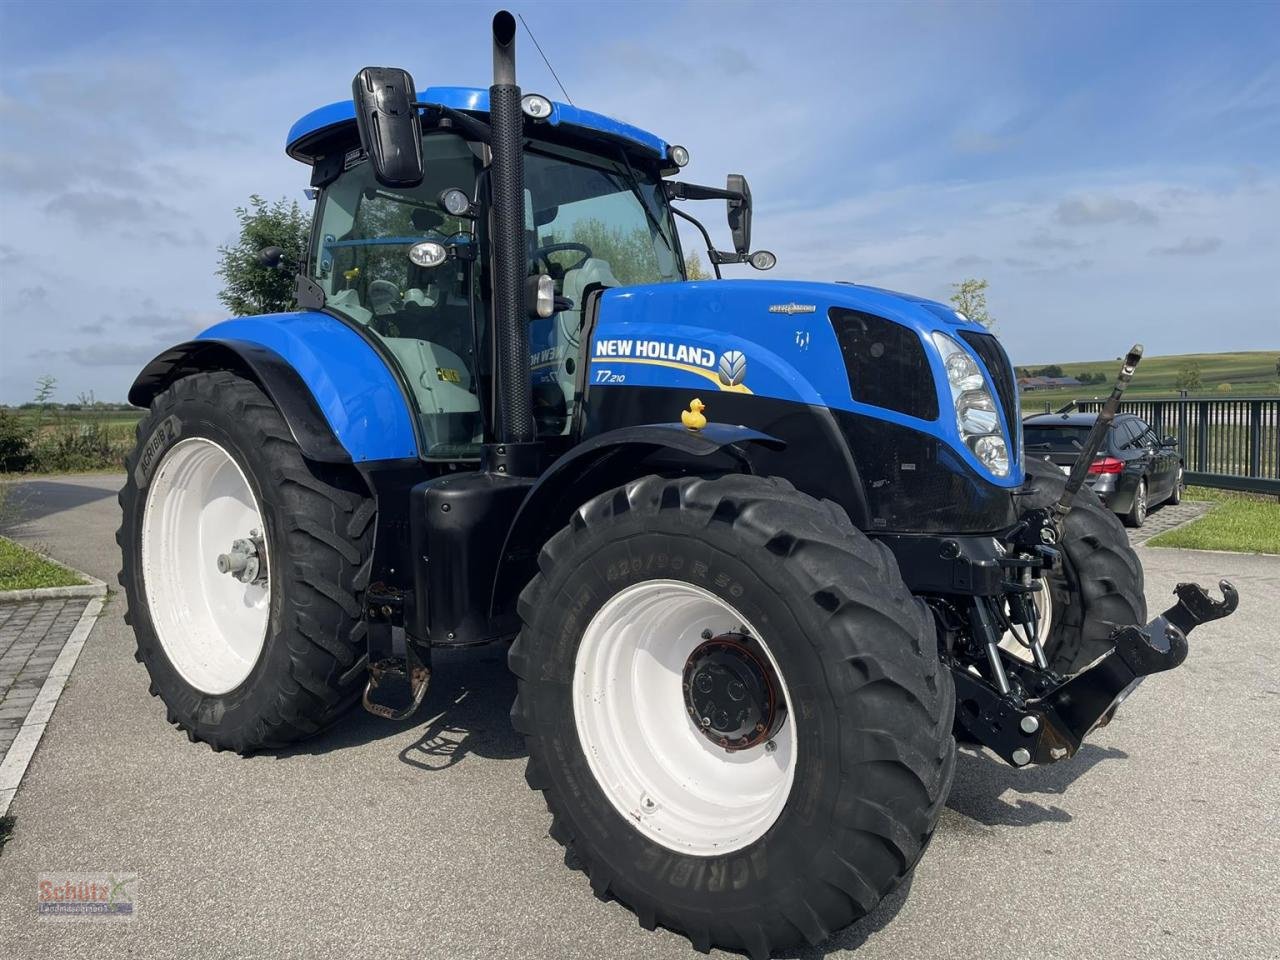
[488,10,535,451]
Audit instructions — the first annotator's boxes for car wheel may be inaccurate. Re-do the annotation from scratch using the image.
[1124,478,1147,528]
[1168,465,1184,505]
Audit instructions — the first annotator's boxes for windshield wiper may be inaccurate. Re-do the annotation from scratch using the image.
[615,147,674,257]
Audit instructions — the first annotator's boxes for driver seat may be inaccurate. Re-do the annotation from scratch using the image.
[560,257,620,339]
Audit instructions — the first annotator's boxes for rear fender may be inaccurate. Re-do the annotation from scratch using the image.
[129,312,418,463]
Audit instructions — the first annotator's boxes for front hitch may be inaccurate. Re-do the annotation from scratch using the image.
[952,580,1238,766]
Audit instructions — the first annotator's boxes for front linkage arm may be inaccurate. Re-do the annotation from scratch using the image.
[953,580,1238,767]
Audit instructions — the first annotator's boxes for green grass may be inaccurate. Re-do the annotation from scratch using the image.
[1147,486,1280,554]
[0,536,86,591]
[1019,350,1280,408]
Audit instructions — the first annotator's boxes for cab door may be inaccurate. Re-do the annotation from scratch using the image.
[310,132,486,461]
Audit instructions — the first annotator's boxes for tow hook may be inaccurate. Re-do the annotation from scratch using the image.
[952,579,1239,767]
[216,529,267,584]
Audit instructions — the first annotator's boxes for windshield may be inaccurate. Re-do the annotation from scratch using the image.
[523,144,681,439]
[524,144,681,289]
[1024,424,1094,449]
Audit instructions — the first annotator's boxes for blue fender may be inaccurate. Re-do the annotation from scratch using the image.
[490,422,784,616]
[130,312,418,463]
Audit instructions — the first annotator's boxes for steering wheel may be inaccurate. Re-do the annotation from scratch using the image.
[533,241,592,274]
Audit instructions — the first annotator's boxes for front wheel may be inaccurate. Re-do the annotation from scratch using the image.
[510,475,955,957]
[1017,458,1146,674]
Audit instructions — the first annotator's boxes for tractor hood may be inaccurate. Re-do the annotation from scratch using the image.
[582,278,1023,488]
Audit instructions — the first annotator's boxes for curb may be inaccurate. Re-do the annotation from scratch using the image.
[0,539,107,604]
[0,595,105,817]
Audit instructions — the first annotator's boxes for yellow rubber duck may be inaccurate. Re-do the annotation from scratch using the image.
[681,398,707,431]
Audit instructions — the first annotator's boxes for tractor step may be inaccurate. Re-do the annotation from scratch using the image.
[362,653,431,720]
[953,579,1238,767]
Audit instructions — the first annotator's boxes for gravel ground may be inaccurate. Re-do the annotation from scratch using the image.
[0,474,1276,960]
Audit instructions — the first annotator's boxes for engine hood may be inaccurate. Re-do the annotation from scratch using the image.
[584,277,1021,488]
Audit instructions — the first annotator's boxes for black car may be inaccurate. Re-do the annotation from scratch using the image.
[1022,412,1184,527]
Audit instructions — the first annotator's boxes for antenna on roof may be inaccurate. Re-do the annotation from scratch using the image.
[518,12,574,105]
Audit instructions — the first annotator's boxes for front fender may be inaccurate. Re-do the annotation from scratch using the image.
[490,422,784,616]
[129,312,417,463]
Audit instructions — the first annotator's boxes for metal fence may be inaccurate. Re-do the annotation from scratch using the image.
[1042,397,1280,495]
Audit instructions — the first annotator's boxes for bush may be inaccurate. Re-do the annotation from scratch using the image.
[29,421,128,473]
[0,410,33,472]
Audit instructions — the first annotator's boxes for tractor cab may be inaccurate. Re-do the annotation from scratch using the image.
[289,86,704,457]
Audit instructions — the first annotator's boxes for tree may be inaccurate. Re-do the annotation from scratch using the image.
[1216,382,1232,394]
[216,195,310,316]
[949,277,994,329]
[684,251,710,280]
[1175,360,1202,392]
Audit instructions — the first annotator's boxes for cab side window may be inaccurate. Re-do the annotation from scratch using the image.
[312,134,483,459]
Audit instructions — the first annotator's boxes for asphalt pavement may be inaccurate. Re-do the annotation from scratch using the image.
[1,474,1276,960]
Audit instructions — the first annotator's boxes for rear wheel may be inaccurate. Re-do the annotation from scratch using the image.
[1017,458,1146,674]
[1168,465,1184,504]
[511,475,955,958]
[117,371,374,752]
[1124,478,1148,528]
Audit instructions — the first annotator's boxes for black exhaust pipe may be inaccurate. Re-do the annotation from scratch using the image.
[488,10,535,454]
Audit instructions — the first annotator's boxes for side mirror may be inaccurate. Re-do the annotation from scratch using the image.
[351,67,424,187]
[1162,435,1178,447]
[726,173,751,256]
[257,246,286,270]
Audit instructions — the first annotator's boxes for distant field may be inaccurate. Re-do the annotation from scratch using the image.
[7,408,144,432]
[1018,350,1279,409]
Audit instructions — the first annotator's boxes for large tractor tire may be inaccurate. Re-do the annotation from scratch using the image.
[117,371,374,753]
[510,474,955,958]
[1016,457,1146,675]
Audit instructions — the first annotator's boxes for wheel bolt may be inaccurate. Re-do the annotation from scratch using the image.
[701,629,713,640]
[765,740,777,754]
[700,717,711,727]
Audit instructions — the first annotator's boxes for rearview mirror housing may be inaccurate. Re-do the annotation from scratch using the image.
[726,173,751,256]
[351,67,424,187]
[1161,435,1178,447]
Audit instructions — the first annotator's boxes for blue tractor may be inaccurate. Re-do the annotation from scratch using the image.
[118,12,1236,956]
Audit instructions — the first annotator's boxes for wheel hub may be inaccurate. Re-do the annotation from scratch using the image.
[682,633,785,751]
[216,529,267,584]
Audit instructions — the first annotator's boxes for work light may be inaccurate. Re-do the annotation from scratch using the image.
[521,94,553,119]
[408,241,448,268]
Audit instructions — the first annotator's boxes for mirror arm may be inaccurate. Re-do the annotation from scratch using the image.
[417,102,493,144]
[664,180,744,203]
[669,206,723,279]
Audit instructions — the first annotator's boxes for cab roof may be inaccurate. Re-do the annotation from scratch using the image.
[286,85,670,164]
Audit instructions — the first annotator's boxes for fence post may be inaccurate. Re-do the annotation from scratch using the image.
[1249,400,1262,479]
[1196,401,1210,473]
[1177,401,1188,466]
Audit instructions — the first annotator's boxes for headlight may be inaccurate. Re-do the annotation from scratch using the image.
[931,331,1009,477]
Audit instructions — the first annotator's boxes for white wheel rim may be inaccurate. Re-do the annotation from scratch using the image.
[999,577,1054,662]
[573,580,797,856]
[141,437,271,695]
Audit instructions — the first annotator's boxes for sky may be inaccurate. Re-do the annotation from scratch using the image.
[1,0,1277,404]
